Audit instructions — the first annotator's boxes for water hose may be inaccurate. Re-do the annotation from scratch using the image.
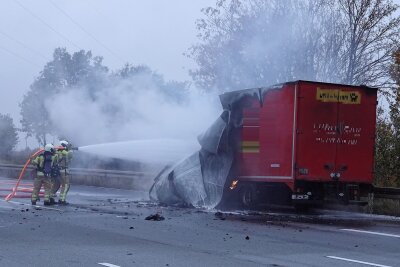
[5,148,44,201]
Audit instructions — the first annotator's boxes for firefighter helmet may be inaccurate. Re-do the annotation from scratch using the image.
[44,143,55,153]
[60,140,69,148]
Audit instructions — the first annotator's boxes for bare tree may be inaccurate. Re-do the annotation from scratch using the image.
[188,0,399,92]
[336,0,400,89]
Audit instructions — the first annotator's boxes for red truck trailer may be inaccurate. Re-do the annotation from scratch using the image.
[223,80,378,208]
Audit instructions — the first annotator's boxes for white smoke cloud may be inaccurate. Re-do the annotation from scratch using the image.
[44,72,221,160]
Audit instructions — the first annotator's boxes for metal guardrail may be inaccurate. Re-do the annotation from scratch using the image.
[0,163,145,179]
[0,163,33,170]
[1,163,399,199]
[373,186,400,200]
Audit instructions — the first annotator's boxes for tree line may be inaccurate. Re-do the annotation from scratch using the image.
[186,0,400,186]
[1,0,399,187]
[376,49,400,187]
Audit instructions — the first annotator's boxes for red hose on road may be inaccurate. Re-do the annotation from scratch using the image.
[5,148,44,201]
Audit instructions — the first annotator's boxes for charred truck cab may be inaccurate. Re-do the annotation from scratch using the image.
[222,81,377,209]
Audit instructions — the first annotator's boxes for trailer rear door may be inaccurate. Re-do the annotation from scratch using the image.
[296,83,339,181]
[296,82,377,183]
[335,87,377,183]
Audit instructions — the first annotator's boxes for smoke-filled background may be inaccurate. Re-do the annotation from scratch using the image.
[0,0,399,188]
[43,64,221,163]
[45,69,219,146]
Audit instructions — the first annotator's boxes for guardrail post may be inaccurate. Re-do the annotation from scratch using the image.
[367,193,374,214]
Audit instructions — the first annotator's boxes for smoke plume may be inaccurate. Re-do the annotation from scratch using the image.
[44,71,220,163]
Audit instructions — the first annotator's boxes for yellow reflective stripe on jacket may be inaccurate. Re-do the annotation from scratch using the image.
[57,149,72,169]
[32,153,59,169]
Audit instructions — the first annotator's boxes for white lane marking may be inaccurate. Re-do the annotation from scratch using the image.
[98,263,121,267]
[326,256,392,267]
[341,229,400,238]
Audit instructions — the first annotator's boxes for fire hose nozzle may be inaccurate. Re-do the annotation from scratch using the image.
[71,147,79,151]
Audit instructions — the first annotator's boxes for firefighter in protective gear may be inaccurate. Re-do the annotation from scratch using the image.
[31,144,59,206]
[56,140,73,205]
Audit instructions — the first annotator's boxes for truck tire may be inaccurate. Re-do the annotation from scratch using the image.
[240,184,258,209]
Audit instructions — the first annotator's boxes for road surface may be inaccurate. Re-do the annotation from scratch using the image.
[0,177,399,267]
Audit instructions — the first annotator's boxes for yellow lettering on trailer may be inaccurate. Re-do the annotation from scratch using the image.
[316,88,361,104]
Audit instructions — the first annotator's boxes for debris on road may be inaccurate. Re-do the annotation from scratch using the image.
[215,211,226,220]
[145,213,165,221]
[245,236,250,240]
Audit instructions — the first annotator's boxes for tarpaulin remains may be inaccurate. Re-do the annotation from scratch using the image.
[149,86,277,208]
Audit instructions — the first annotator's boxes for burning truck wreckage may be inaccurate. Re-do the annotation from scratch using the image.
[149,86,244,209]
[9,80,397,211]
[149,80,382,210]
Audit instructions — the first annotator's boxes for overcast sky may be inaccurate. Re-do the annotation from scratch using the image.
[1,0,399,135]
[0,0,215,127]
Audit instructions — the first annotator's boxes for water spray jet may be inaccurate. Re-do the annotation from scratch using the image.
[78,139,200,165]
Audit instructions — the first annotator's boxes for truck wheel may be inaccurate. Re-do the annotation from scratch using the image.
[240,184,257,209]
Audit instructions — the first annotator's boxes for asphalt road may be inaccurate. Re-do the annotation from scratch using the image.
[0,177,400,267]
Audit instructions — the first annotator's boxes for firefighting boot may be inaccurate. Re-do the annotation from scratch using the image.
[43,198,54,206]
[58,200,68,205]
